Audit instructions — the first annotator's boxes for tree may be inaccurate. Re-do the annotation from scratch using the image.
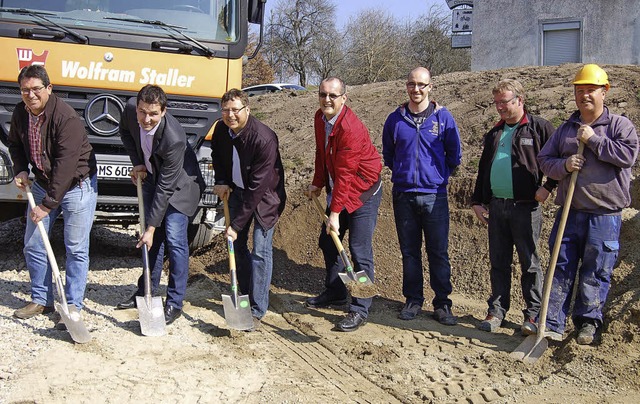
[405,5,470,75]
[265,0,336,86]
[339,9,407,85]
[243,32,275,87]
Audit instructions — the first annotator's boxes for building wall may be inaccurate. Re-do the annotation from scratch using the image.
[471,0,640,70]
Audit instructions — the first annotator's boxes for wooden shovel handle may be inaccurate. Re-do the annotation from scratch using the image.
[537,141,585,337]
[311,195,344,251]
[136,175,146,233]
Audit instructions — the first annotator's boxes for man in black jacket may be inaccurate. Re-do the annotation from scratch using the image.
[117,85,205,325]
[471,79,556,335]
[211,89,286,331]
[9,65,98,321]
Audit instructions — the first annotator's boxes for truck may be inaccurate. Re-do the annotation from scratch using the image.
[0,0,266,250]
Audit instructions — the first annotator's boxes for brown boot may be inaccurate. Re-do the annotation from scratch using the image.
[14,302,54,319]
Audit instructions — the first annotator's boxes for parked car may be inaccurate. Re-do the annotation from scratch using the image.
[242,83,306,97]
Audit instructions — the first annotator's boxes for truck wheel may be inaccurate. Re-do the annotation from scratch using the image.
[188,223,215,251]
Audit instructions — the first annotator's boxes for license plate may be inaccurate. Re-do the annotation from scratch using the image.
[97,164,133,179]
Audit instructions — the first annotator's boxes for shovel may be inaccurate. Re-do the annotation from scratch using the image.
[511,142,585,363]
[220,194,254,331]
[135,175,166,337]
[311,195,378,299]
[24,183,91,343]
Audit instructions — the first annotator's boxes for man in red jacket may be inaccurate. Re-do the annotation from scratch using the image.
[306,77,383,332]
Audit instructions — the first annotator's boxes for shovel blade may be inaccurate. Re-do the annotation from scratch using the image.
[136,296,166,337]
[510,335,548,363]
[222,294,253,330]
[338,271,378,299]
[55,303,92,344]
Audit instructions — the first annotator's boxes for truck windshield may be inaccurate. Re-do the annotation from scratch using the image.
[0,0,238,43]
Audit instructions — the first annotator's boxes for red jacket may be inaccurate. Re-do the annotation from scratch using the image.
[312,106,382,214]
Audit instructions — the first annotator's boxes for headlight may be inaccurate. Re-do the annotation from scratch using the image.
[0,150,14,185]
[199,159,217,206]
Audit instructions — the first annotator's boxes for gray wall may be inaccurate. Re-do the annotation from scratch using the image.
[471,0,640,70]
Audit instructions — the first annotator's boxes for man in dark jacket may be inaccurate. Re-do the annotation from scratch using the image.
[471,79,556,335]
[306,77,383,332]
[211,88,286,331]
[117,85,205,325]
[9,65,98,321]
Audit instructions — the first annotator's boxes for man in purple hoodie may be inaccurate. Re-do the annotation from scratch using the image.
[538,64,638,345]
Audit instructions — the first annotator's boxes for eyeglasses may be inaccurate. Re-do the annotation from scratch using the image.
[318,92,344,100]
[20,86,47,95]
[493,96,518,107]
[221,105,247,115]
[406,82,430,90]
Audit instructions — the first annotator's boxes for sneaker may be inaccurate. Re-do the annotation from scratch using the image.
[478,315,502,332]
[576,323,597,345]
[544,330,564,342]
[398,302,421,320]
[521,318,538,336]
[432,305,457,326]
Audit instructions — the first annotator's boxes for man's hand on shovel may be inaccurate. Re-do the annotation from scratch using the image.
[137,226,155,249]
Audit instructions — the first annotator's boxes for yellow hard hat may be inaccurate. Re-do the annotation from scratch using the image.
[573,64,610,90]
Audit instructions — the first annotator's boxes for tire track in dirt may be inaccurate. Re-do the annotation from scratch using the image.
[260,317,402,403]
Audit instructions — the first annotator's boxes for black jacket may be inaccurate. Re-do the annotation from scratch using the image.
[472,112,556,205]
[120,98,205,228]
[211,115,286,231]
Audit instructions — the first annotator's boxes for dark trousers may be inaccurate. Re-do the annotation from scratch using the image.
[136,178,190,309]
[318,187,382,317]
[392,192,452,309]
[487,198,543,320]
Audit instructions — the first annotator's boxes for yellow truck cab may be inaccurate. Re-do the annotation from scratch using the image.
[0,0,266,250]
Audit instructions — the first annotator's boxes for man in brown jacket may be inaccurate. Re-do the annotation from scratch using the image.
[9,65,97,321]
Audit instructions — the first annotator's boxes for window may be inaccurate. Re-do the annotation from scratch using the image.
[541,21,581,65]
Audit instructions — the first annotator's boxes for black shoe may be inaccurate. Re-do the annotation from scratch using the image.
[116,294,138,310]
[305,291,348,309]
[336,312,366,332]
[164,305,182,325]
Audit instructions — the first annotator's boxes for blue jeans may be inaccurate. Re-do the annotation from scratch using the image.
[136,180,189,309]
[487,198,543,320]
[393,191,452,309]
[318,186,382,317]
[228,188,275,319]
[546,210,621,334]
[24,175,97,309]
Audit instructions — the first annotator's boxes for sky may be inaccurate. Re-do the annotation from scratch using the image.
[264,0,445,29]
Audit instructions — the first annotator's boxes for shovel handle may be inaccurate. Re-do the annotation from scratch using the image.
[311,195,354,272]
[136,175,146,232]
[537,141,585,338]
[24,183,69,309]
[135,176,153,299]
[221,194,241,298]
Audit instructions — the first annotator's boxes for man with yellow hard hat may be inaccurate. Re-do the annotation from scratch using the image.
[537,64,639,345]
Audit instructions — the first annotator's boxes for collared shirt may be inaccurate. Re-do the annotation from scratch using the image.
[228,128,245,189]
[139,123,159,174]
[322,109,341,204]
[27,106,45,172]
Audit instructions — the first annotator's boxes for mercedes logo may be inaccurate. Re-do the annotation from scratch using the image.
[85,94,124,136]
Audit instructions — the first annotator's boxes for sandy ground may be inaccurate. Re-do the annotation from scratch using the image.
[2,63,640,403]
[1,217,639,403]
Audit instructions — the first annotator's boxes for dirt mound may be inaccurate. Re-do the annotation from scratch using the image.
[197,63,640,390]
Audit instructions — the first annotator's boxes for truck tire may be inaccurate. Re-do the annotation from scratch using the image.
[188,222,215,251]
